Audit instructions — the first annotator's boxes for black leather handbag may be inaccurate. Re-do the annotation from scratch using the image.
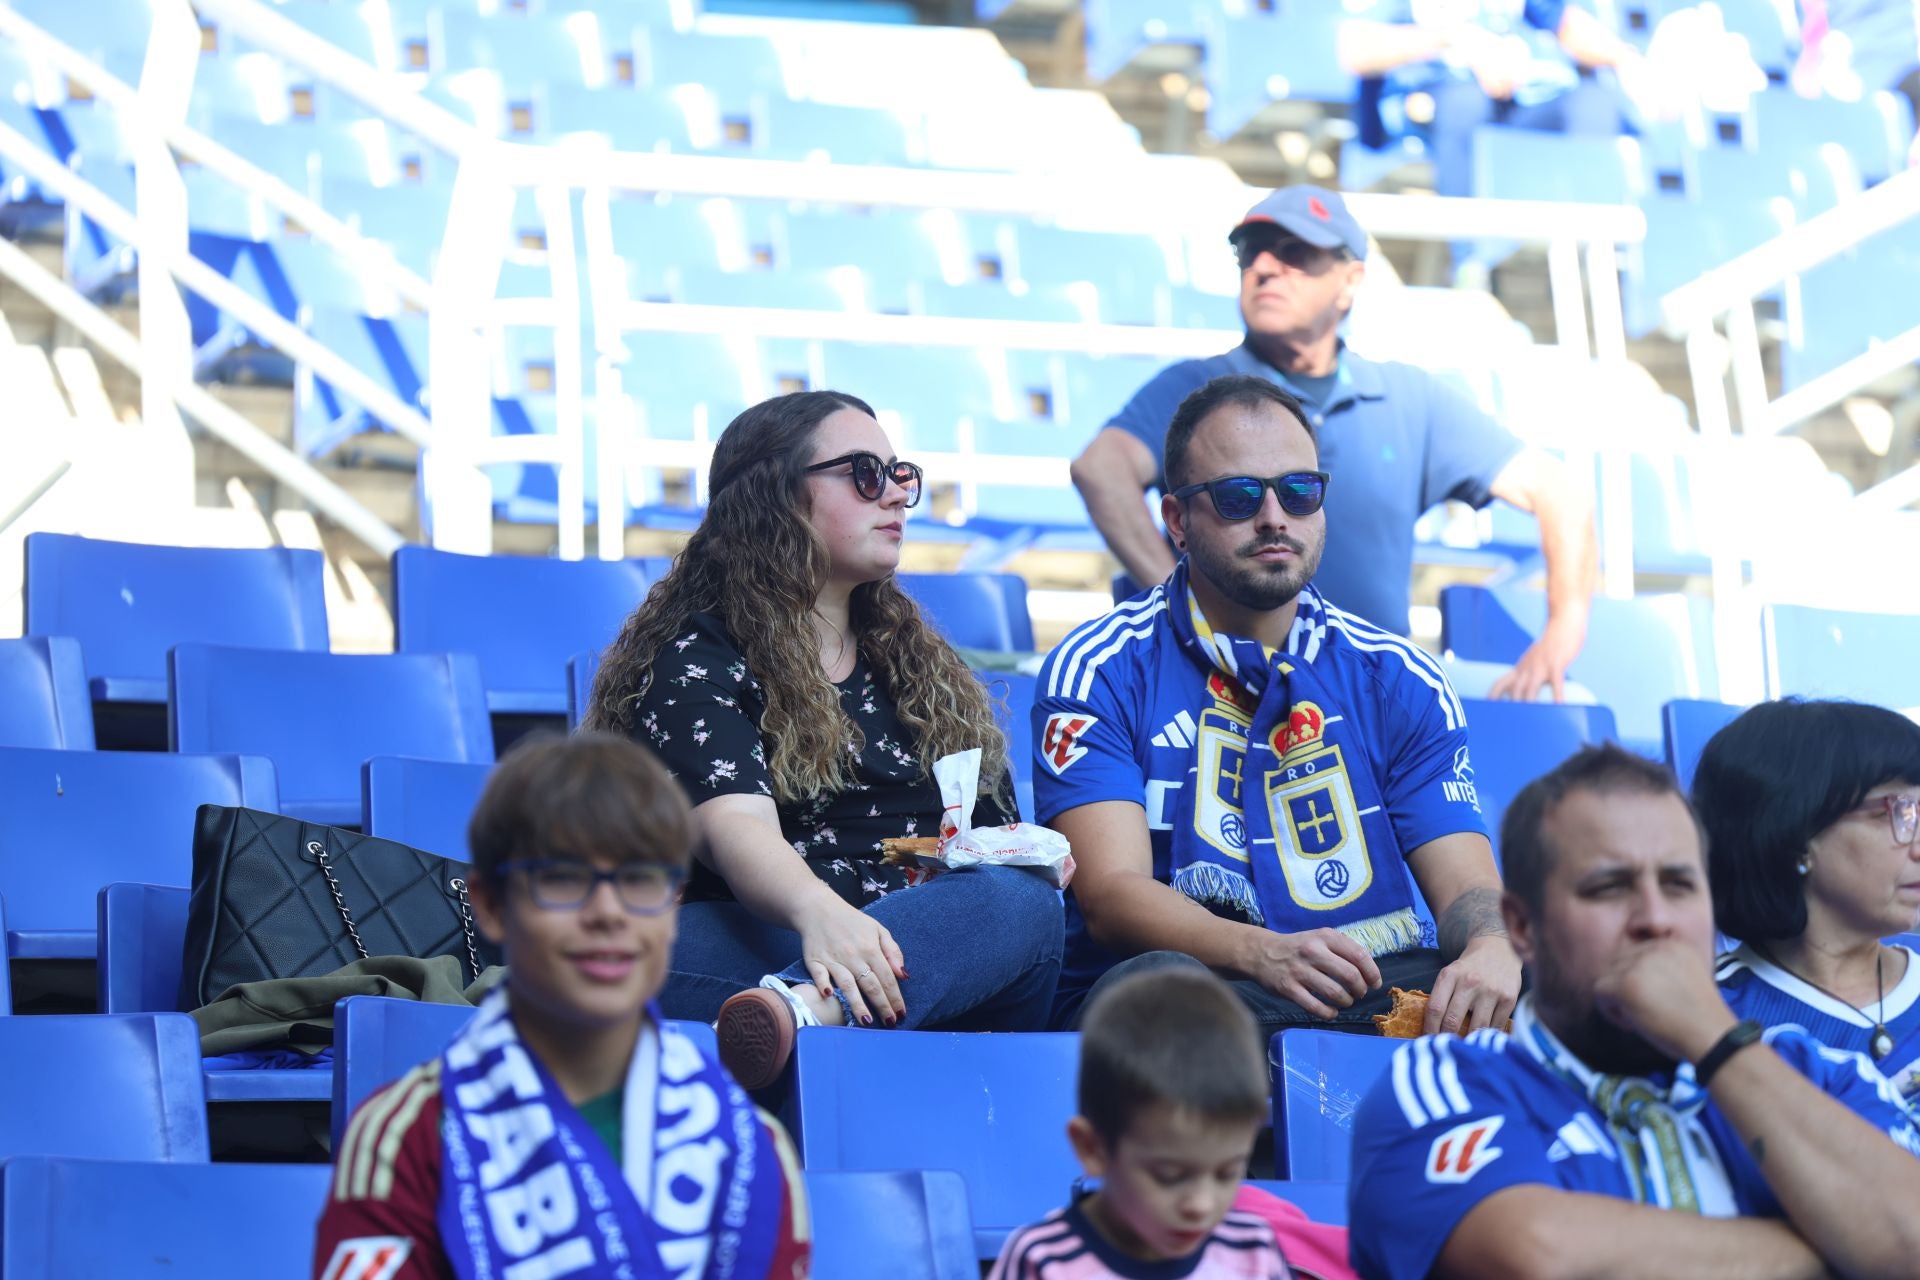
[180,804,501,1010]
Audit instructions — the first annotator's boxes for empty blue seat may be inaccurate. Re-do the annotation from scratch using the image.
[1268,1028,1397,1181]
[391,546,656,715]
[808,1170,977,1280]
[0,1156,333,1279]
[1083,0,1208,81]
[1440,584,1717,751]
[0,636,93,749]
[818,343,1002,449]
[1243,1179,1350,1226]
[1472,128,1639,206]
[332,995,717,1148]
[1010,225,1173,327]
[795,1026,1082,1259]
[756,97,919,166]
[0,748,277,960]
[1459,698,1620,856]
[0,1013,208,1161]
[1750,89,1912,184]
[985,670,1038,822]
[897,572,1034,653]
[1206,4,1355,131]
[24,533,330,705]
[1761,604,1920,708]
[780,207,948,314]
[169,645,494,827]
[567,648,602,730]
[0,896,11,1010]
[1663,698,1744,794]
[1782,219,1920,391]
[97,882,190,1013]
[362,756,494,861]
[640,30,785,108]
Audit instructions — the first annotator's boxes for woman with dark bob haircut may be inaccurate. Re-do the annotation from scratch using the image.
[1693,698,1920,1098]
[585,390,1064,1090]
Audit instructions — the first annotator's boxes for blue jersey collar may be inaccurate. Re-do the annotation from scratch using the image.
[1226,339,1386,409]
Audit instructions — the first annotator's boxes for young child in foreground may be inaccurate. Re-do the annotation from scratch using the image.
[313,733,810,1280]
[990,966,1296,1280]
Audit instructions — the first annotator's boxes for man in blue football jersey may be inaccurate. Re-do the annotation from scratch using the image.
[1349,744,1920,1280]
[1037,374,1520,1039]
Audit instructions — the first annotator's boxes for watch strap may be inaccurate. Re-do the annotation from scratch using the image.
[1694,1019,1764,1088]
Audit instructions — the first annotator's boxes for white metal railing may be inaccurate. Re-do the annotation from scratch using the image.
[9,0,1650,592]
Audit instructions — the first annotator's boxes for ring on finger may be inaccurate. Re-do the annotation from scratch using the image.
[857,966,874,980]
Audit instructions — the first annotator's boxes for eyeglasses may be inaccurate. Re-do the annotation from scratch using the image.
[501,859,683,914]
[1231,227,1351,274]
[1170,471,1331,522]
[1851,793,1920,846]
[804,451,923,508]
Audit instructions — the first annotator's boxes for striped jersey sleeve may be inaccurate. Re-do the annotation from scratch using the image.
[314,1062,450,1280]
[1346,1033,1552,1280]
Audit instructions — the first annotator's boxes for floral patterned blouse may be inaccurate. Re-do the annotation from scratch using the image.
[633,611,1017,908]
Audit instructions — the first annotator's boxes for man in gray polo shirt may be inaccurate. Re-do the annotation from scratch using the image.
[1070,185,1598,700]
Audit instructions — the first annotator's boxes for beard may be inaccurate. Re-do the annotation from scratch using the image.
[1188,526,1325,614]
[1532,953,1678,1078]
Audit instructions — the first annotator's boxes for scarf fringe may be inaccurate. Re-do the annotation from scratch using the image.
[1336,908,1426,957]
[1173,863,1265,927]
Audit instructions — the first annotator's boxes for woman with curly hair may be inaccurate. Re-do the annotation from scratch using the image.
[585,390,1064,1088]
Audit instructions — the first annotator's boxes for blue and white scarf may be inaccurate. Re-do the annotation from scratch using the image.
[1164,558,1428,957]
[437,989,789,1280]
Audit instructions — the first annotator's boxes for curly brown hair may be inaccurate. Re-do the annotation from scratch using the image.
[583,390,1010,806]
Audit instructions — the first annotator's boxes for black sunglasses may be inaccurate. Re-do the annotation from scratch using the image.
[1231,227,1351,274]
[1171,471,1331,521]
[804,450,923,508]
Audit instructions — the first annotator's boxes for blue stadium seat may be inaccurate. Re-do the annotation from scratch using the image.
[779,207,949,314]
[1206,3,1355,132]
[331,995,717,1148]
[391,546,656,715]
[169,646,494,827]
[24,533,330,705]
[567,649,601,730]
[1663,698,1743,794]
[1761,603,1920,708]
[1460,698,1620,857]
[640,30,785,110]
[1629,194,1793,334]
[0,1014,209,1161]
[1439,584,1717,751]
[808,1170,978,1280]
[1083,0,1208,81]
[0,636,94,749]
[1748,89,1912,185]
[1010,225,1174,327]
[756,98,920,166]
[0,896,11,1010]
[436,7,593,91]
[818,343,1001,450]
[1268,1028,1397,1181]
[540,84,708,152]
[296,307,430,455]
[969,419,1096,530]
[0,748,277,961]
[1243,1179,1350,1227]
[97,882,190,1014]
[674,264,855,312]
[1781,219,1920,391]
[361,756,494,861]
[983,670,1037,822]
[0,1157,333,1280]
[1472,128,1639,206]
[9,0,153,90]
[897,572,1034,653]
[795,1026,1082,1259]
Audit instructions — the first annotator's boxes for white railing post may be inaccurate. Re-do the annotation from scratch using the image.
[580,183,630,560]
[1547,237,1591,358]
[538,183,587,561]
[1724,301,1768,435]
[132,0,200,448]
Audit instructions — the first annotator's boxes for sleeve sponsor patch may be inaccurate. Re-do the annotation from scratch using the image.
[319,1237,413,1280]
[1041,712,1098,775]
[1426,1115,1505,1184]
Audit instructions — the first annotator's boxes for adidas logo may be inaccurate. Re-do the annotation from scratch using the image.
[1150,711,1200,749]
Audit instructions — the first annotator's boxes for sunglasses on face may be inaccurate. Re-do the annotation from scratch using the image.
[1850,792,1920,846]
[1233,228,1349,274]
[1171,471,1331,522]
[804,450,924,508]
[500,858,683,915]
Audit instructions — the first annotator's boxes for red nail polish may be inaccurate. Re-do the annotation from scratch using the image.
[860,1014,874,1027]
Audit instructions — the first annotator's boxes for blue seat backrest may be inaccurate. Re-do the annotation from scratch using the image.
[0,636,94,749]
[0,747,277,960]
[1269,1029,1398,1181]
[1440,584,1716,750]
[361,756,495,861]
[807,1170,978,1280]
[795,1026,1082,1259]
[25,533,329,703]
[391,546,657,715]
[1662,699,1744,794]
[0,1014,209,1161]
[98,882,191,1013]
[0,896,11,1009]
[169,645,494,828]
[567,649,602,730]
[0,1156,331,1278]
[331,995,718,1149]
[898,572,1035,653]
[1761,604,1920,709]
[980,670,1037,821]
[1458,699,1619,859]
[1243,1179,1350,1227]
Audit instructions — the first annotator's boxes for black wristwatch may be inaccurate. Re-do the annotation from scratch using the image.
[1694,1019,1763,1088]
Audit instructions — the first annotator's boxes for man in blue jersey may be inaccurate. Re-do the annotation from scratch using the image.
[1069,184,1596,700]
[1038,374,1520,1039]
[1348,744,1920,1280]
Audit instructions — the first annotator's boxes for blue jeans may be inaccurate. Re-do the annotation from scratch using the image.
[660,865,1065,1032]
[1058,948,1443,1038]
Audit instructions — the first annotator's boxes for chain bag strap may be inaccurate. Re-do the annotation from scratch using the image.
[450,877,483,984]
[311,839,372,962]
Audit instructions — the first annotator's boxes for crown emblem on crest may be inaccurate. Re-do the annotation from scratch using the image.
[1272,701,1325,757]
